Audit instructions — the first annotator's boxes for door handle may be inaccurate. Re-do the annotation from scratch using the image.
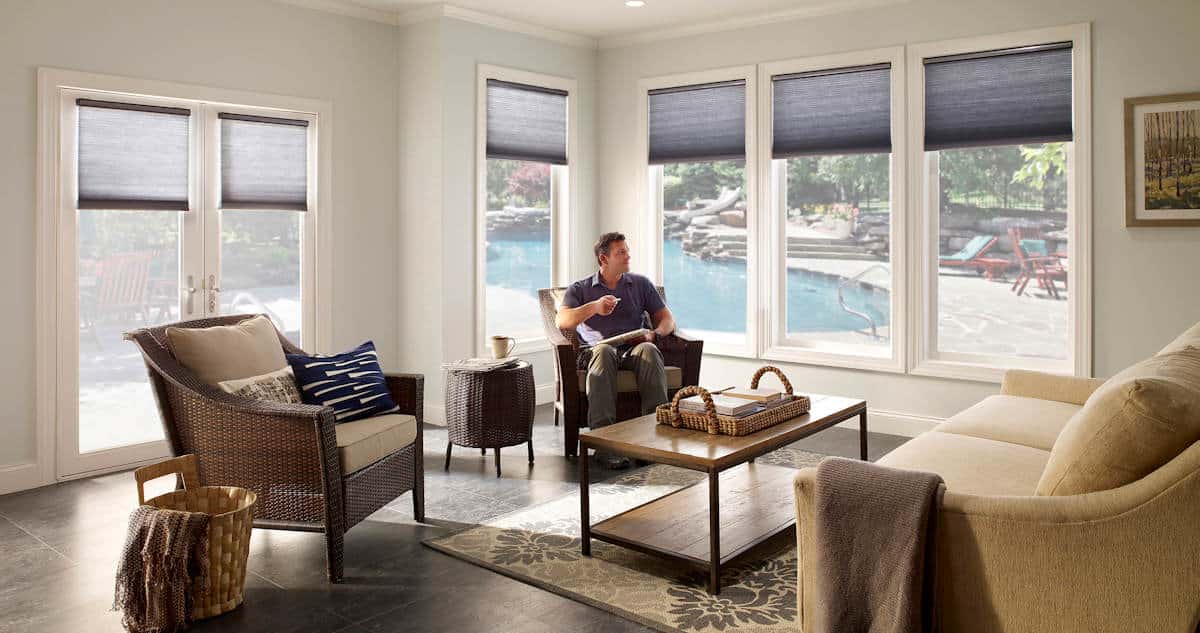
[207,274,221,313]
[185,275,196,315]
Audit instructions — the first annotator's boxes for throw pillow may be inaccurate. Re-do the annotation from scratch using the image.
[286,341,398,423]
[1157,320,1200,356]
[217,366,302,404]
[167,315,288,384]
[1036,346,1200,496]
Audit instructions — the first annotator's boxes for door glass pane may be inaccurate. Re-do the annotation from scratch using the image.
[934,143,1069,360]
[78,210,180,453]
[485,159,552,340]
[220,210,303,344]
[660,160,747,345]
[781,154,891,348]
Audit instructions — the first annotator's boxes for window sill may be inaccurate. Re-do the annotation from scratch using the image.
[908,355,1076,384]
[761,344,904,374]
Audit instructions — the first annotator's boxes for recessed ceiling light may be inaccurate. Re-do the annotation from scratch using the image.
[625,0,646,7]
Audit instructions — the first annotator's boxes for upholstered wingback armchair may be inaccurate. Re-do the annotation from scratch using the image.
[126,314,424,583]
[537,286,703,457]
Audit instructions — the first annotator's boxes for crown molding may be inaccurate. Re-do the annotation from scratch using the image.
[598,0,911,49]
[272,0,402,25]
[435,5,598,49]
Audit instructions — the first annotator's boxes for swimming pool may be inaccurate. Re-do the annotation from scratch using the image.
[486,239,890,337]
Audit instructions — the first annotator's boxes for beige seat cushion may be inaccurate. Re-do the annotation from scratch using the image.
[878,431,1051,496]
[335,414,418,475]
[167,315,287,384]
[937,395,1082,451]
[576,366,683,392]
[1037,347,1200,496]
[1157,320,1200,356]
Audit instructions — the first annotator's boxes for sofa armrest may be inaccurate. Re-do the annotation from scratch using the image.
[1000,369,1105,405]
[794,443,1200,633]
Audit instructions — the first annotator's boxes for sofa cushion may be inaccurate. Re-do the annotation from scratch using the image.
[1037,347,1200,496]
[937,395,1081,451]
[576,366,683,392]
[1157,320,1200,356]
[879,431,1051,496]
[335,413,418,475]
[167,315,287,384]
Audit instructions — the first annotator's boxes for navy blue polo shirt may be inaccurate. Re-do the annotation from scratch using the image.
[562,271,666,347]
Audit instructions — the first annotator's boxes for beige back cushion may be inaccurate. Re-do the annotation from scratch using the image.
[1157,320,1200,356]
[1036,347,1200,496]
[166,315,288,384]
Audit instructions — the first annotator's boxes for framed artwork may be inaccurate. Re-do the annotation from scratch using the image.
[1125,92,1200,226]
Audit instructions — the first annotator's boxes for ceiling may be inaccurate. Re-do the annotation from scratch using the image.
[293,0,902,46]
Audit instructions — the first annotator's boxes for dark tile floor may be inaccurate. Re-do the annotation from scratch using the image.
[0,406,908,633]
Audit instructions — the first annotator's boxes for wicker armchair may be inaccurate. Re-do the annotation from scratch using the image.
[538,286,703,457]
[125,314,424,583]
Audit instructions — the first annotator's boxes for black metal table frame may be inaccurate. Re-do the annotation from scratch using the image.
[579,405,867,594]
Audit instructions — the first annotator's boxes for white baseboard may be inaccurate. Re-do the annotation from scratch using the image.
[424,382,556,428]
[0,462,48,496]
[835,408,942,438]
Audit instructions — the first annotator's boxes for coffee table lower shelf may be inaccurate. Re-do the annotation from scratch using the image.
[585,463,796,593]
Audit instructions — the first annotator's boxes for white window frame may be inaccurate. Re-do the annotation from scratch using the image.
[757,47,907,373]
[907,24,1092,382]
[638,65,759,359]
[474,64,576,357]
[34,67,332,485]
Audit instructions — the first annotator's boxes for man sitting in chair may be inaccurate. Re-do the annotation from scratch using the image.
[556,231,677,469]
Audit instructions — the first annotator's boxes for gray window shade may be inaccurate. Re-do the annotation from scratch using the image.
[649,80,746,164]
[772,64,891,158]
[924,42,1073,151]
[486,80,568,165]
[76,99,190,210]
[220,113,309,210]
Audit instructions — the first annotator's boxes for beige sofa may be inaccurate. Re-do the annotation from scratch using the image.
[794,323,1200,633]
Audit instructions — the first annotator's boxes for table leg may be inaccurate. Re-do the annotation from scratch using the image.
[580,452,591,556]
[859,410,869,461]
[527,439,534,464]
[495,448,501,478]
[444,442,452,471]
[708,469,721,594]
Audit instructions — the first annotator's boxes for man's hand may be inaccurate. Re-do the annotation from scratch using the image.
[593,295,618,316]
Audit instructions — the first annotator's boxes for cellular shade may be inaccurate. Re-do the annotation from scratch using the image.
[924,42,1073,151]
[648,80,746,164]
[220,113,309,210]
[76,99,190,210]
[486,80,568,165]
[772,64,891,158]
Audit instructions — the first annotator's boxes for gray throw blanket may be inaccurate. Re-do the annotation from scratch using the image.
[813,457,944,633]
[113,505,210,633]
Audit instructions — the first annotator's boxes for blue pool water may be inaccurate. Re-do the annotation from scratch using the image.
[487,239,889,335]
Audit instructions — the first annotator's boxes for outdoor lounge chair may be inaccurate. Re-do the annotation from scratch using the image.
[537,286,703,458]
[1009,227,1067,299]
[938,234,1009,279]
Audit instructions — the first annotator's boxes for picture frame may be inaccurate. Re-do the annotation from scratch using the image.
[1124,92,1200,226]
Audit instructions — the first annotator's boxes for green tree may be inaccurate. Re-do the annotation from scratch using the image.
[662,160,744,208]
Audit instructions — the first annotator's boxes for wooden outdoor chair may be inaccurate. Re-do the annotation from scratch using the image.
[1008,227,1067,299]
[125,314,424,583]
[537,286,703,458]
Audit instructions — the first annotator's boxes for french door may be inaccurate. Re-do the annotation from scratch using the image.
[56,92,317,478]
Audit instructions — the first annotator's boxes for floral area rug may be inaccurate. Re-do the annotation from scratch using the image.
[423,447,825,632]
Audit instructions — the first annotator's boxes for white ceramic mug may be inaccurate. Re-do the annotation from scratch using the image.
[491,335,516,359]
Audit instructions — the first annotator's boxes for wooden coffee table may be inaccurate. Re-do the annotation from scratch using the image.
[578,394,867,594]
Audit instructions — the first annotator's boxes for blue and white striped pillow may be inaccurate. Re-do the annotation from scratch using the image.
[286,341,399,423]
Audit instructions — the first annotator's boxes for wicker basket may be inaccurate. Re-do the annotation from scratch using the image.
[655,366,812,436]
[134,454,256,620]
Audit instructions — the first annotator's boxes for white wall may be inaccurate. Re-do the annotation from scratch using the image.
[596,0,1200,427]
[0,0,400,468]
[397,16,598,420]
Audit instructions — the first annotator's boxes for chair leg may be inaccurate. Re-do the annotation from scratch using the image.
[528,438,535,464]
[554,407,560,427]
[414,447,425,523]
[325,528,344,583]
[481,447,486,456]
[495,448,502,478]
[444,442,452,471]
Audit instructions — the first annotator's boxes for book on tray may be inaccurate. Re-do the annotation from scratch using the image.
[677,387,790,418]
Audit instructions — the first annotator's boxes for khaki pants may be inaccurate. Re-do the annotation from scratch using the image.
[584,342,668,429]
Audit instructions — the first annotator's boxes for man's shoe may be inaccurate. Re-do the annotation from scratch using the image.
[603,456,632,470]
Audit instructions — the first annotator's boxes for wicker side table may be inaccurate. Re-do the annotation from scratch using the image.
[444,360,535,477]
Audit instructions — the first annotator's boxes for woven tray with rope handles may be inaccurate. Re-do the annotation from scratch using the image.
[655,366,812,436]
